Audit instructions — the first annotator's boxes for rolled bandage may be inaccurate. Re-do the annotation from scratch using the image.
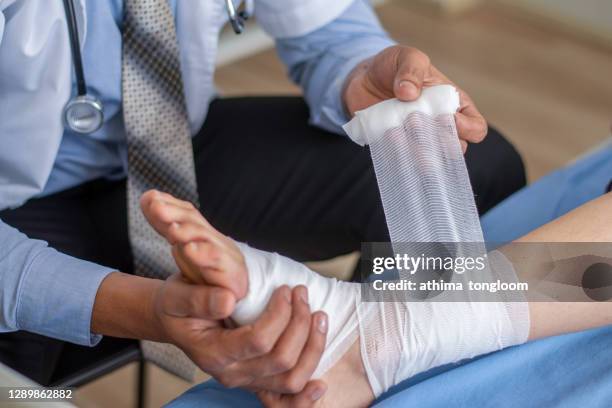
[344,85,478,243]
[230,85,529,396]
[344,84,529,395]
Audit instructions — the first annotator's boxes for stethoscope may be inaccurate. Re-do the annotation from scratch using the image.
[62,0,251,135]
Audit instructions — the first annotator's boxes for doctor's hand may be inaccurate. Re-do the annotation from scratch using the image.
[151,275,327,401]
[343,45,487,152]
[140,190,329,399]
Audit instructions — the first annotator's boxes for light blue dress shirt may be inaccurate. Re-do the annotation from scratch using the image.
[0,0,394,345]
[43,0,394,196]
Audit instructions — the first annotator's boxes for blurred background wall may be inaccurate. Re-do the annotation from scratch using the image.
[496,0,612,46]
[78,1,612,406]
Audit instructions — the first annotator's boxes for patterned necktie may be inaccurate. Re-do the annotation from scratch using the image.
[122,0,200,380]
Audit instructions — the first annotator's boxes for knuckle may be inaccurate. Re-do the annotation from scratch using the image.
[282,375,305,394]
[271,351,296,373]
[207,353,232,370]
[404,46,429,63]
[215,367,251,389]
[217,374,239,388]
[248,331,274,355]
[397,44,415,56]
[194,355,218,372]
[472,126,487,143]
[421,52,431,65]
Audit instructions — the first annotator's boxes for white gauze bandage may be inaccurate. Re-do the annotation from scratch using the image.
[232,243,360,379]
[230,85,529,397]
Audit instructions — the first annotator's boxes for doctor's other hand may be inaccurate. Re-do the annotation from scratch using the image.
[343,44,487,152]
[140,190,329,396]
[152,274,327,399]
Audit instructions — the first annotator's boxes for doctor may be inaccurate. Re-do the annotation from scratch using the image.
[0,0,525,402]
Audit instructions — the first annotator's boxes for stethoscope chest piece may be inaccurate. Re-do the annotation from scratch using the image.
[63,95,104,134]
[61,0,249,134]
[63,0,105,135]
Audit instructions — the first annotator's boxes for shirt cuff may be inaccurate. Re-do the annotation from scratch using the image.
[16,248,115,346]
[256,0,354,39]
[317,41,396,134]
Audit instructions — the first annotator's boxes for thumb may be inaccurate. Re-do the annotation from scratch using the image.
[393,47,431,101]
[162,274,236,319]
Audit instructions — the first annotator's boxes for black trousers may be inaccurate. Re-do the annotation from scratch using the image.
[0,97,526,385]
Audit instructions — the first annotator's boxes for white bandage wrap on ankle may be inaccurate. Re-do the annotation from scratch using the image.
[230,85,530,397]
[356,251,530,396]
[231,244,529,396]
[232,243,360,379]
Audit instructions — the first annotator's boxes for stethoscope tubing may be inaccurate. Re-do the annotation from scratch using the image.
[63,0,87,96]
[61,0,249,134]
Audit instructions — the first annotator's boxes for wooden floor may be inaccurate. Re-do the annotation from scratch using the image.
[78,2,612,407]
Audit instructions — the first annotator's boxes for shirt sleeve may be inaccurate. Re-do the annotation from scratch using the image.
[0,220,114,346]
[0,7,5,44]
[254,0,354,39]
[275,0,396,134]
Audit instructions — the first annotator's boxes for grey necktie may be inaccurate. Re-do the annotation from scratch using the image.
[122,0,199,380]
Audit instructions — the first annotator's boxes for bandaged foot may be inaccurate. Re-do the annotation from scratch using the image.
[232,85,529,398]
[232,243,528,400]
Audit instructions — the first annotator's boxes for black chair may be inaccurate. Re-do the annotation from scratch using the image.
[49,337,147,408]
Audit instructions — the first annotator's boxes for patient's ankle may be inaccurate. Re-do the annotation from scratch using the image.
[318,340,374,407]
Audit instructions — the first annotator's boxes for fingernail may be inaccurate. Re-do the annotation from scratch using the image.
[310,386,325,401]
[399,80,417,93]
[317,314,328,334]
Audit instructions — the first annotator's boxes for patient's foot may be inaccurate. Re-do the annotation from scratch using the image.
[140,190,249,300]
[141,190,376,407]
[318,341,374,407]
[258,341,374,407]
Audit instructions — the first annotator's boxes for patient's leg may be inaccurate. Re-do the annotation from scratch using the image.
[143,191,612,407]
[514,193,612,341]
[231,243,526,406]
[309,193,612,406]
